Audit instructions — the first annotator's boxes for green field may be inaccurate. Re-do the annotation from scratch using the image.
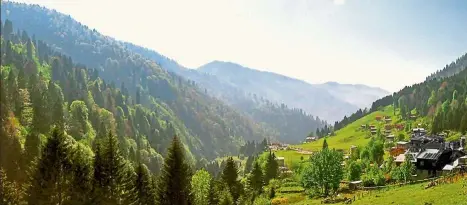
[273,178,467,205]
[296,106,397,152]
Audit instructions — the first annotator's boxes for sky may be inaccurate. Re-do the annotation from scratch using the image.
[12,0,467,92]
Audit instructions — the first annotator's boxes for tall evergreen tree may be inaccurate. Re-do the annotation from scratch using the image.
[247,162,263,196]
[134,163,157,205]
[91,133,134,205]
[221,157,242,202]
[28,128,73,205]
[263,152,278,184]
[157,136,192,205]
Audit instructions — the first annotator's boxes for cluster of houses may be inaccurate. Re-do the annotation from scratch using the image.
[390,128,466,176]
[268,142,289,151]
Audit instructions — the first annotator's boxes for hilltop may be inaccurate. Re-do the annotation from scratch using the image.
[199,60,389,122]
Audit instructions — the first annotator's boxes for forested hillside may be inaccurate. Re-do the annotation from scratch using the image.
[0,2,326,144]
[1,2,276,160]
[333,53,467,137]
[426,53,467,81]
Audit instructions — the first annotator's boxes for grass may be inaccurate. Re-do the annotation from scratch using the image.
[273,149,311,169]
[296,106,398,152]
[276,177,467,205]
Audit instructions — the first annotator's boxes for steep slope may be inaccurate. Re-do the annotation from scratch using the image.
[426,53,467,80]
[330,51,467,146]
[315,81,390,109]
[199,61,373,122]
[1,2,271,159]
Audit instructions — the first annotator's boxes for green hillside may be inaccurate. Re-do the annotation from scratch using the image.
[297,106,396,152]
[276,178,467,205]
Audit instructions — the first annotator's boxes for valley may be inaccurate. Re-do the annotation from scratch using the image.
[1,1,467,205]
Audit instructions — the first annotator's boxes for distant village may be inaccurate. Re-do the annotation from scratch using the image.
[270,114,467,181]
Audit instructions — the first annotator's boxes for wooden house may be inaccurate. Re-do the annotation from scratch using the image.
[386,134,395,142]
[276,157,285,167]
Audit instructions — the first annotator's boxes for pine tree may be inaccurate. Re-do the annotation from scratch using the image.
[221,157,242,202]
[91,133,134,205]
[134,163,157,205]
[157,136,192,205]
[27,39,34,59]
[247,162,263,196]
[264,152,278,184]
[322,138,328,150]
[28,128,73,205]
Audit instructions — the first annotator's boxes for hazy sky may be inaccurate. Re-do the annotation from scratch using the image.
[13,0,467,92]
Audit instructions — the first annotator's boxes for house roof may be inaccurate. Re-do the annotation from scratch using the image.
[397,141,408,145]
[417,149,442,160]
[395,154,406,162]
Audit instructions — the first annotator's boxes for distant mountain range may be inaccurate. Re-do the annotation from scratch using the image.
[198,61,389,122]
[121,45,391,122]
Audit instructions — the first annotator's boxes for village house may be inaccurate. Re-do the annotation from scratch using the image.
[304,136,317,143]
[403,133,466,176]
[384,116,392,123]
[276,156,285,167]
[442,155,467,174]
[386,134,395,142]
[396,141,409,150]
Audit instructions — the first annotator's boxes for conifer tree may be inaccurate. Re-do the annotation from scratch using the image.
[134,163,157,205]
[221,157,242,202]
[28,128,73,205]
[247,161,263,196]
[264,152,278,184]
[91,133,134,205]
[157,136,192,205]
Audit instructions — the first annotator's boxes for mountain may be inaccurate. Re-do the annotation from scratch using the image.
[426,53,467,80]
[198,61,389,122]
[315,81,390,109]
[1,2,272,160]
[332,51,467,137]
[0,2,328,144]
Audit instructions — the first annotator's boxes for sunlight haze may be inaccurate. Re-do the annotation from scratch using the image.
[10,0,467,92]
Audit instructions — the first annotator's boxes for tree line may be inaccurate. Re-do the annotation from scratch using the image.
[2,2,272,160]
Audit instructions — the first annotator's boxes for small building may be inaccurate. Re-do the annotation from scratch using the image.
[349,181,362,190]
[375,116,382,121]
[384,117,392,123]
[305,136,317,143]
[276,157,285,167]
[397,141,409,150]
[395,154,406,166]
[386,134,395,142]
[395,124,405,131]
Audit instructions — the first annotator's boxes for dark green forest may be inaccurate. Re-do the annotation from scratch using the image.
[1,2,276,162]
[0,2,326,144]
[0,17,282,204]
